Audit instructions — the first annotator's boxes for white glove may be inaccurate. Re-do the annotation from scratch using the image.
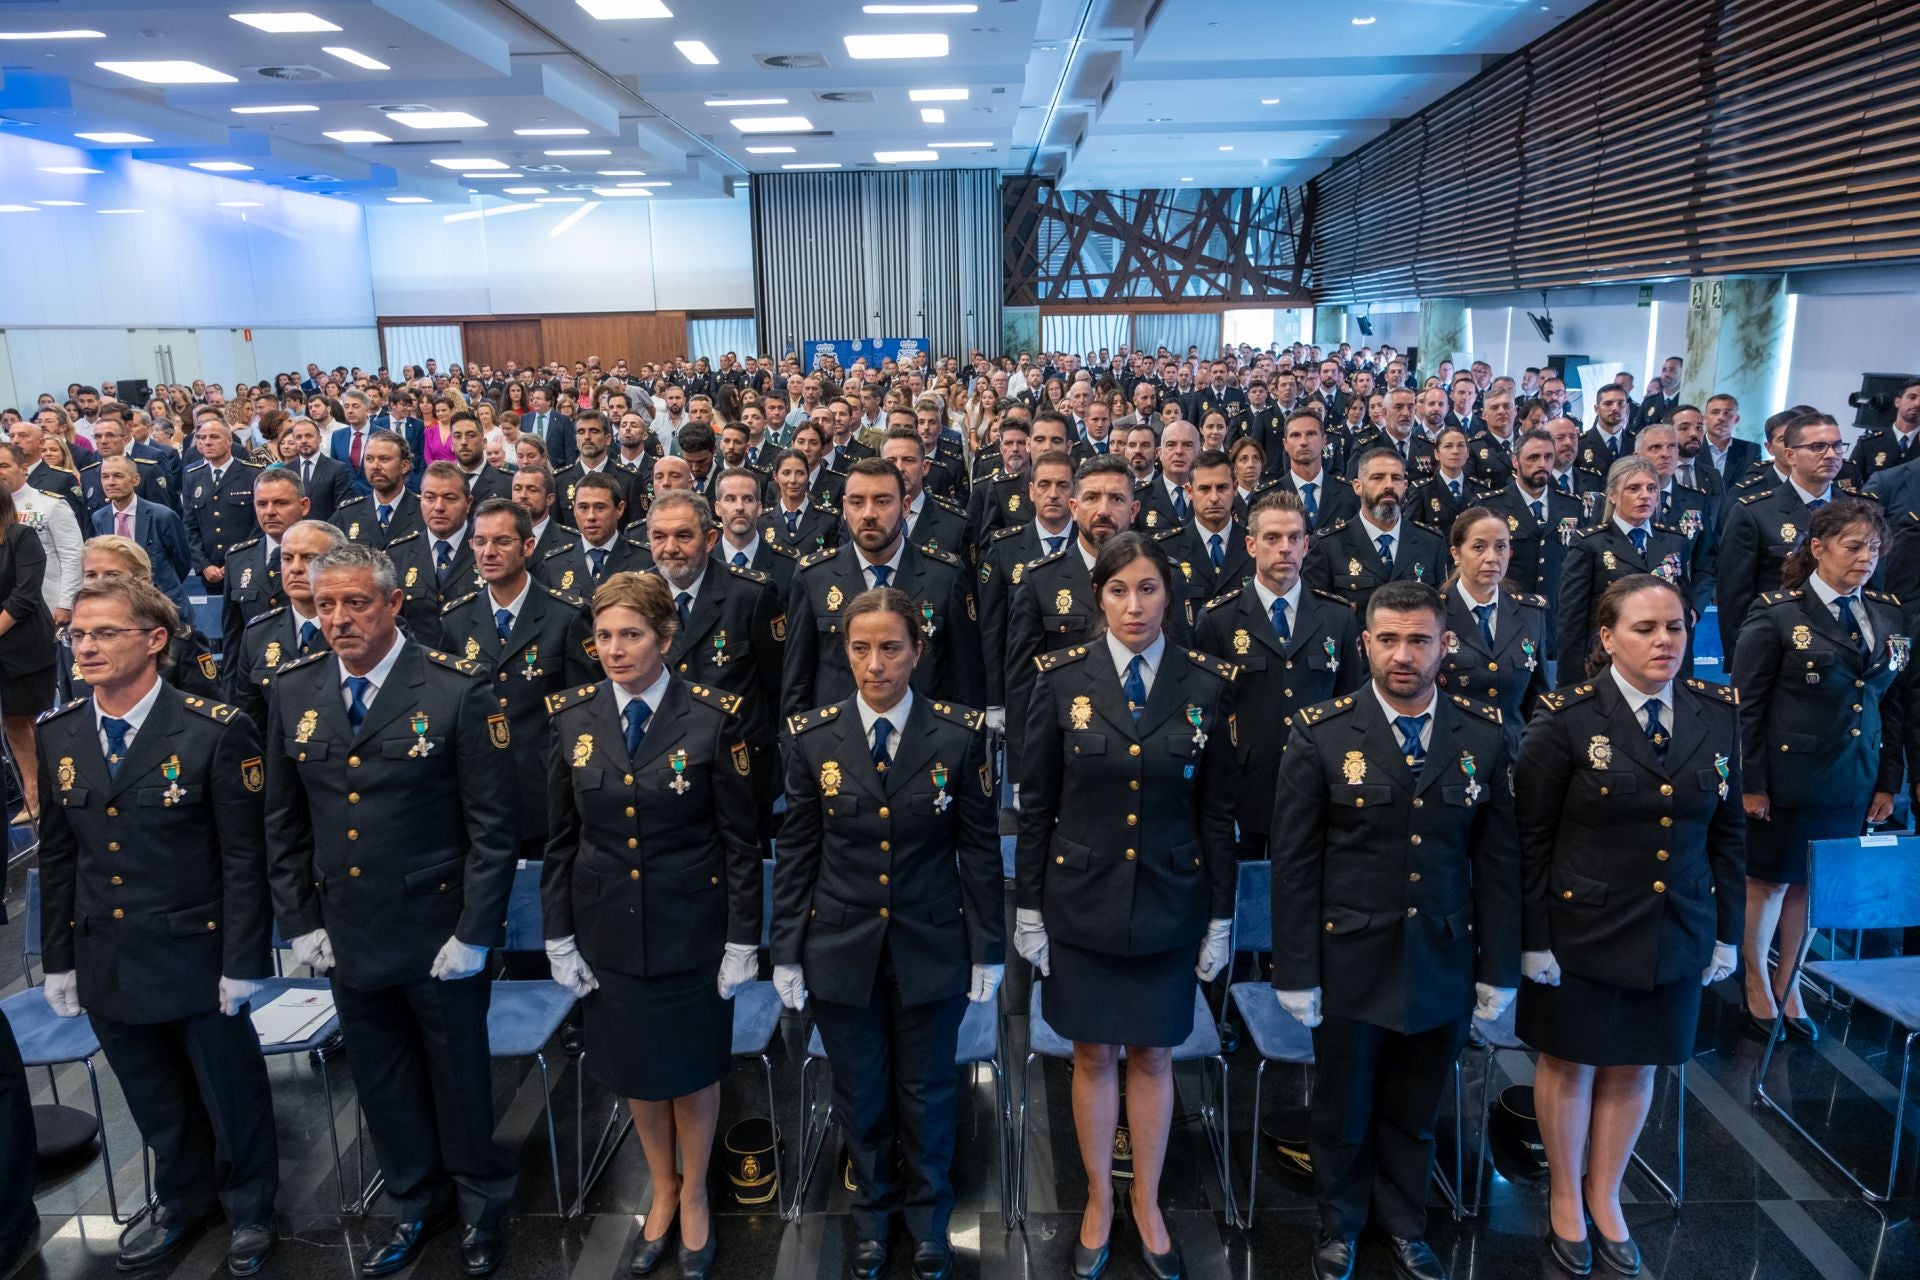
[1474,983,1517,1022]
[544,936,599,998]
[773,963,809,1010]
[968,963,1004,1004]
[1702,941,1738,987]
[1195,917,1233,982]
[290,928,335,973]
[43,970,83,1018]
[218,976,265,1016]
[717,942,761,999]
[984,706,1008,733]
[1013,908,1051,977]
[429,936,488,981]
[1275,987,1322,1028]
[1522,950,1562,986]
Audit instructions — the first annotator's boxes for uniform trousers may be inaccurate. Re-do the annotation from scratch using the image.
[89,1009,279,1225]
[0,1013,38,1255]
[810,954,967,1244]
[330,972,516,1226]
[1308,1012,1471,1241]
[750,743,780,858]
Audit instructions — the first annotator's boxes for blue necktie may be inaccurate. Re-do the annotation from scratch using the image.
[298,620,318,651]
[1530,499,1544,523]
[871,716,894,771]
[1393,713,1429,769]
[1173,488,1190,523]
[1208,532,1224,568]
[435,539,453,572]
[624,698,650,758]
[1045,535,1065,556]
[1449,478,1462,501]
[1472,603,1495,647]
[1094,440,1108,454]
[344,676,371,735]
[870,564,892,589]
[1376,533,1393,564]
[495,607,513,642]
[101,716,131,778]
[1123,655,1148,721]
[1555,473,1571,494]
[676,591,692,633]
[1837,594,1869,654]
[1270,598,1289,640]
[1644,699,1668,757]
[732,551,749,568]
[588,547,609,579]
[1627,527,1648,556]
[1302,482,1317,520]
[1806,496,1827,512]
[377,502,393,528]
[786,509,800,538]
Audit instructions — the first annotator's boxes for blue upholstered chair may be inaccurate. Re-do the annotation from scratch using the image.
[1225,859,1316,1226]
[488,861,580,1216]
[251,920,366,1212]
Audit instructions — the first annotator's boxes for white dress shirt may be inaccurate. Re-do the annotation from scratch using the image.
[1809,571,1875,650]
[857,688,914,758]
[1106,631,1166,702]
[337,634,407,715]
[95,674,164,760]
[1608,663,1674,740]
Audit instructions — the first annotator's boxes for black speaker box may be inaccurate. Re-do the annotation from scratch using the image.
[1848,372,1920,430]
[115,378,152,405]
[1546,354,1592,388]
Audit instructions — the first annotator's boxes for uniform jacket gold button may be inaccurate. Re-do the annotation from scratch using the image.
[879,806,890,818]
[1409,834,1422,845]
[626,773,636,784]
[710,876,719,885]
[880,840,891,852]
[107,842,120,852]
[207,921,216,930]
[1128,744,1141,756]
[1562,889,1573,899]
[1659,784,1673,796]
[105,806,117,817]
[1055,855,1065,864]
[348,755,361,767]
[1406,906,1418,917]
[1656,850,1669,860]
[113,908,125,919]
[347,829,358,840]
[1653,881,1666,893]
[1126,813,1137,826]
[630,869,640,879]
[1411,797,1422,808]
[628,837,638,848]
[879,907,889,918]
[879,874,890,885]
[1125,849,1136,859]
[1659,816,1672,827]
[110,874,123,884]
[625,806,636,817]
[348,792,360,803]
[349,866,361,876]
[1409,872,1420,882]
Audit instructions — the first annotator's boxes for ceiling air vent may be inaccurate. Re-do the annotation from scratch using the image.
[755,53,828,70]
[291,173,338,183]
[523,164,570,173]
[247,64,333,82]
[816,90,873,104]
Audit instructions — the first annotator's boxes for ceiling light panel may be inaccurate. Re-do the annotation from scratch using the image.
[576,0,673,18]
[0,30,106,41]
[325,129,390,143]
[189,160,254,171]
[75,131,151,144]
[228,13,341,34]
[514,128,590,136]
[231,104,318,114]
[909,88,967,101]
[322,47,390,70]
[844,34,949,60]
[387,110,487,129]
[95,61,237,84]
[732,116,812,133]
[674,40,718,65]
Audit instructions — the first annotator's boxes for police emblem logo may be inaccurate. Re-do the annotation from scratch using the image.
[561,570,576,590]
[465,636,482,661]
[732,741,752,776]
[820,760,843,796]
[825,583,847,613]
[1791,624,1812,651]
[572,734,594,767]
[1007,494,1022,512]
[1232,628,1251,655]
[1587,735,1613,769]
[295,709,318,744]
[1070,695,1093,730]
[348,522,360,539]
[1508,515,1520,532]
[1602,550,1617,571]
[240,567,253,590]
[265,641,282,668]
[406,565,419,587]
[241,757,264,792]
[1011,562,1024,584]
[199,653,218,680]
[1146,510,1159,528]
[58,757,75,793]
[770,613,787,641]
[1347,557,1363,578]
[1055,588,1074,615]
[1342,751,1366,785]
[488,715,510,749]
[1891,635,1911,671]
[1780,523,1796,543]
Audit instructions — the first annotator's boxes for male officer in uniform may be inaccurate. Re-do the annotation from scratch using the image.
[965,417,1033,546]
[1578,385,1639,473]
[37,578,278,1275]
[337,430,423,551]
[221,468,309,654]
[977,451,1078,736]
[1475,431,1584,658]
[1719,412,1850,669]
[715,466,800,597]
[228,519,343,729]
[1846,377,1920,484]
[184,417,263,593]
[447,414,512,506]
[1135,420,1200,533]
[1155,448,1252,624]
[1303,447,1448,617]
[1195,491,1365,858]
[1271,581,1520,1280]
[781,459,983,719]
[882,428,969,559]
[385,462,483,647]
[553,410,644,529]
[1268,411,1360,530]
[538,473,653,591]
[265,543,520,1277]
[439,499,595,859]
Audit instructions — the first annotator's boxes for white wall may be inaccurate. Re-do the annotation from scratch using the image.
[365,194,754,317]
[0,327,381,411]
[1784,293,1920,421]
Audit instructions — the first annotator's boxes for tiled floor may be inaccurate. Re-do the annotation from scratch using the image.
[5,839,1918,1280]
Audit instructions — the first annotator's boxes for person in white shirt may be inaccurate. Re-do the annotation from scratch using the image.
[0,442,83,626]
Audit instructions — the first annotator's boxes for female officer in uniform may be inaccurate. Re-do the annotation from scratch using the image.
[1729,498,1906,1040]
[541,572,762,1280]
[1555,457,1692,670]
[1015,531,1237,1280]
[1516,575,1745,1277]
[1437,508,1548,747]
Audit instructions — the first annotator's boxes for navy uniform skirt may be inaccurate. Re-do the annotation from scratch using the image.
[1045,938,1195,1048]
[582,956,730,1102]
[1516,967,1700,1067]
[1745,804,1860,886]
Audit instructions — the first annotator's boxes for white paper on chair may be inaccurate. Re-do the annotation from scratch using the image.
[251,989,336,1046]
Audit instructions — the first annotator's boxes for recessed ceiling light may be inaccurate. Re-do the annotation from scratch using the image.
[592,187,652,197]
[544,148,610,156]
[388,110,487,129]
[1261,97,1280,105]
[386,195,431,203]
[575,0,673,18]
[782,162,841,170]
[705,97,787,107]
[874,149,938,162]
[535,196,587,203]
[920,108,945,124]
[1218,145,1233,151]
[97,208,145,214]
[745,146,795,154]
[40,165,102,175]
[464,172,523,179]
[323,47,390,71]
[325,129,390,143]
[731,115,813,133]
[1180,176,1194,182]
[514,127,591,137]
[674,40,718,65]
[216,200,264,207]
[845,33,948,59]
[96,60,237,84]
[598,169,646,176]
[1351,15,1377,25]
[434,157,505,169]
[75,131,152,144]
[0,204,38,213]
[617,181,672,187]
[927,140,990,149]
[909,88,968,102]
[863,4,977,12]
[229,12,341,34]
[0,30,106,41]
[190,160,254,171]
[231,104,318,114]
[33,199,85,206]
[503,187,548,194]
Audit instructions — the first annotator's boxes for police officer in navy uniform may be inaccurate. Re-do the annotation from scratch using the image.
[227,519,342,730]
[220,468,308,654]
[265,542,520,1277]
[1846,377,1920,484]
[382,463,485,648]
[763,448,843,555]
[885,429,971,560]
[773,587,1003,1280]
[1270,580,1521,1280]
[1476,430,1584,654]
[965,418,1034,545]
[37,577,279,1276]
[553,411,645,530]
[1303,446,1449,617]
[537,472,655,592]
[1268,411,1361,530]
[1155,449,1252,625]
[780,458,982,720]
[1557,457,1694,673]
[1014,532,1237,1280]
[335,429,423,551]
[64,536,224,704]
[183,417,263,593]
[977,452,1079,732]
[1407,425,1481,536]
[542,572,762,1280]
[1195,490,1364,858]
[1436,509,1550,750]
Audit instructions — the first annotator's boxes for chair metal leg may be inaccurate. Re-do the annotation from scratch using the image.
[534,1053,565,1219]
[1015,1051,1039,1224]
[570,1100,634,1218]
[316,1058,354,1214]
[788,1053,834,1221]
[757,1054,786,1221]
[1428,1061,1467,1221]
[1243,1059,1267,1226]
[1467,1043,1496,1219]
[1759,1015,1916,1205]
[1626,1061,1684,1211]
[987,1057,1013,1228]
[81,1058,155,1226]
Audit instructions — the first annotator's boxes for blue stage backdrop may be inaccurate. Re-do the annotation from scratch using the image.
[805,337,927,372]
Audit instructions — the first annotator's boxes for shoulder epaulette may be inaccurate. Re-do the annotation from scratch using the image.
[336,494,369,509]
[1684,677,1739,705]
[386,530,422,547]
[545,683,601,714]
[685,683,743,715]
[1652,522,1680,536]
[1184,648,1238,681]
[725,561,771,583]
[798,545,841,569]
[1864,588,1901,606]
[1738,491,1766,505]
[1034,645,1090,673]
[78,460,99,474]
[181,696,239,724]
[423,648,482,676]
[544,586,587,608]
[1535,681,1601,713]
[236,458,264,469]
[1322,518,1349,534]
[36,698,88,725]
[764,540,798,559]
[1027,545,1067,570]
[926,700,985,731]
[441,590,480,613]
[134,455,157,465]
[272,650,331,677]
[1509,591,1547,610]
[918,545,960,568]
[1309,587,1350,606]
[245,605,287,628]
[1151,526,1183,542]
[228,535,262,553]
[989,470,1015,484]
[930,492,965,516]
[185,461,212,475]
[1296,695,1357,726]
[989,523,1028,542]
[542,540,578,558]
[1204,586,1243,609]
[1575,525,1607,539]
[786,703,844,735]
[1449,694,1503,725]
[1758,589,1803,606]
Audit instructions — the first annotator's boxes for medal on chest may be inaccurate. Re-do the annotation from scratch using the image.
[931,762,952,813]
[1460,752,1482,805]
[522,646,541,680]
[669,749,690,795]
[160,755,186,806]
[1713,753,1730,800]
[1187,704,1208,750]
[408,712,435,757]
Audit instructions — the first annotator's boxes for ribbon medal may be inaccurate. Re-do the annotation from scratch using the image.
[1890,635,1910,672]
[1324,637,1340,672]
[1413,562,1426,582]
[160,754,187,806]
[712,631,729,665]
[1460,752,1482,805]
[408,711,434,757]
[921,602,938,637]
[931,763,952,813]
[1187,705,1208,750]
[522,645,540,680]
[1713,753,1731,800]
[1521,637,1538,671]
[669,749,690,795]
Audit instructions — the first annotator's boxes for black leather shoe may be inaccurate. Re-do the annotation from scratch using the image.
[628,1218,675,1275]
[1139,1236,1183,1280]
[462,1224,505,1276]
[848,1237,888,1280]
[117,1211,210,1271]
[1592,1231,1641,1277]
[1311,1236,1357,1280]
[911,1239,953,1280]
[227,1223,275,1277]
[1548,1230,1592,1276]
[1071,1239,1111,1280]
[1388,1236,1447,1280]
[360,1212,455,1278]
[678,1228,718,1280]
[1784,1015,1820,1042]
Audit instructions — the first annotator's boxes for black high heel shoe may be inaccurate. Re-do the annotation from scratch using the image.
[627,1216,675,1275]
[677,1226,717,1280]
[1070,1238,1110,1280]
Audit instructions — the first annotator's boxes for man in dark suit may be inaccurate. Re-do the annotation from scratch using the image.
[0,1013,35,1270]
[265,542,519,1277]
[553,411,643,529]
[523,386,575,470]
[382,463,484,647]
[1302,446,1448,617]
[335,430,423,551]
[1155,448,1252,625]
[883,429,969,559]
[1577,384,1638,474]
[1474,431,1584,651]
[714,466,799,597]
[220,468,309,655]
[329,391,382,498]
[1271,581,1520,1280]
[91,458,194,615]
[38,577,279,1276]
[285,417,356,522]
[226,518,341,730]
[447,415,511,505]
[964,418,1033,545]
[77,418,172,513]
[1700,393,1758,491]
[1718,412,1848,668]
[1846,377,1920,484]
[1268,410,1360,529]
[538,472,652,593]
[976,452,1078,730]
[183,418,263,593]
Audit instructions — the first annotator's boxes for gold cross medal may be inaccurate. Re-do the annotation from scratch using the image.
[1070,695,1093,730]
[820,760,843,797]
[1460,752,1481,805]
[1521,637,1538,671]
[921,601,938,637]
[1187,705,1207,749]
[58,757,75,793]
[1324,637,1339,673]
[1713,753,1730,800]
[522,645,540,680]
[669,749,690,794]
[711,631,729,665]
[160,755,186,806]
[1587,735,1613,769]
[931,763,952,812]
[408,712,434,757]
[1055,588,1074,615]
